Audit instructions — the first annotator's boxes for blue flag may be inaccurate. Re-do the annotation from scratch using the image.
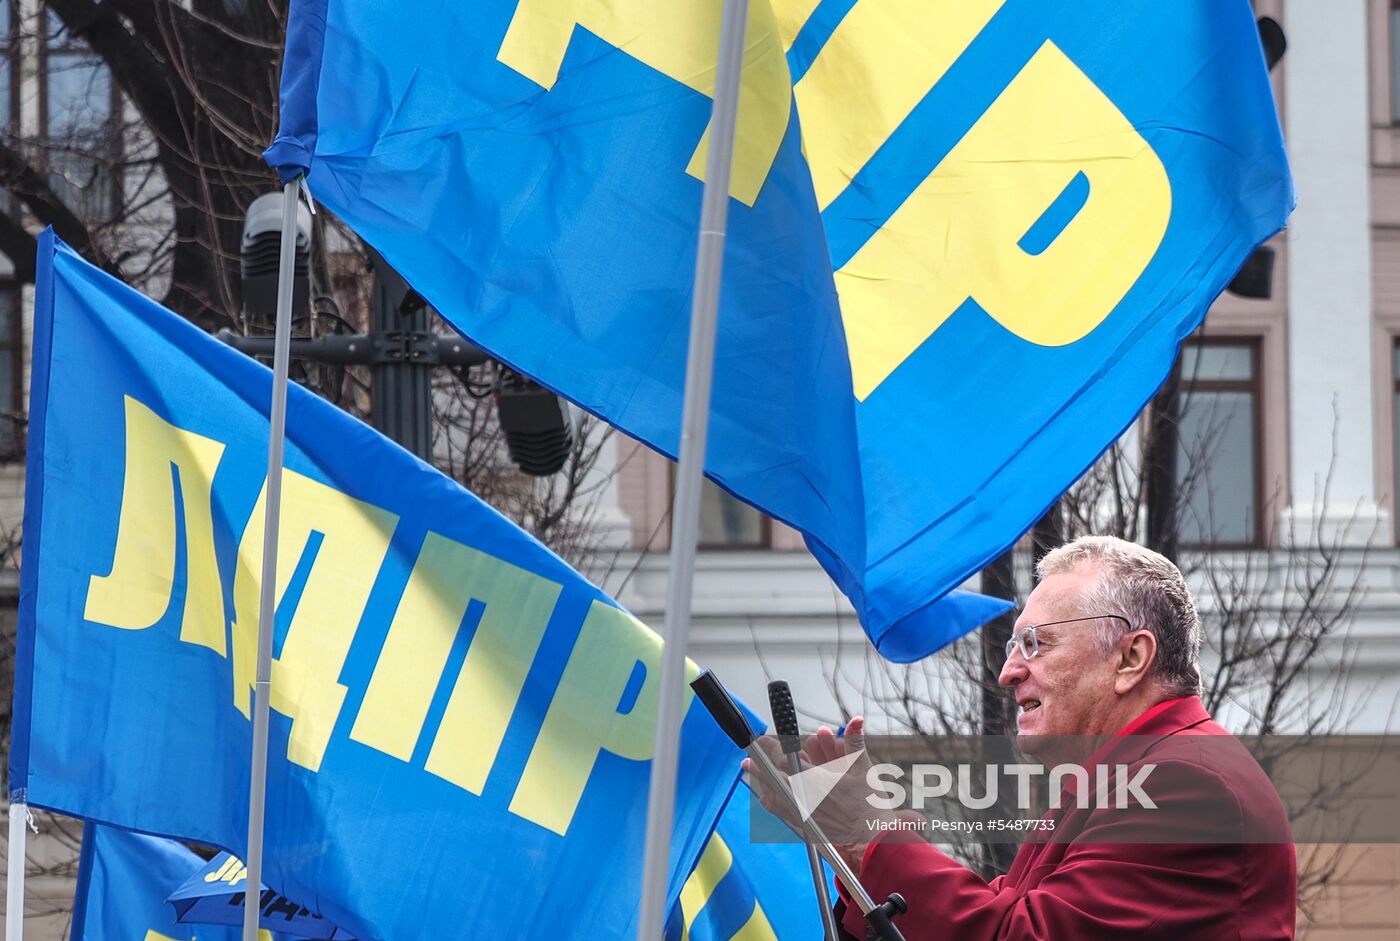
[12,231,742,941]
[666,784,826,941]
[71,824,253,941]
[265,0,1290,662]
[168,853,352,938]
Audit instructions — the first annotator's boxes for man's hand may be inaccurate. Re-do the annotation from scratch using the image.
[742,716,896,875]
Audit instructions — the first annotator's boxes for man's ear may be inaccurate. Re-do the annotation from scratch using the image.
[1114,630,1156,694]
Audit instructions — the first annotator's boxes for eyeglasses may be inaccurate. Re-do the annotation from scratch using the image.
[1004,615,1133,662]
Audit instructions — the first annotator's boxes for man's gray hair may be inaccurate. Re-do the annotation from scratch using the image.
[1037,535,1201,697]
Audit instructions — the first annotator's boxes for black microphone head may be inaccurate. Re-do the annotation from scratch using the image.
[767,680,801,753]
[691,670,756,749]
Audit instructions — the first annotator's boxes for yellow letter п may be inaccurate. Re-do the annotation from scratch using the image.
[509,601,698,835]
[350,530,561,795]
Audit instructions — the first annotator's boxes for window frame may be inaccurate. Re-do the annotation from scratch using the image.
[0,8,22,459]
[668,463,773,550]
[2,0,16,138]
[37,2,123,221]
[1392,337,1400,545]
[1175,336,1265,549]
[1391,0,1400,125]
[0,282,23,461]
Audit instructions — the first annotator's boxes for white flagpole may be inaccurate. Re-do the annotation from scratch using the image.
[634,0,749,937]
[241,175,301,941]
[6,799,26,941]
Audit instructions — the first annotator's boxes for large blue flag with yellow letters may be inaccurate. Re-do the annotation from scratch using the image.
[265,0,1291,661]
[12,231,744,940]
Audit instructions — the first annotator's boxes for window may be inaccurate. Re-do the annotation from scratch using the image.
[1175,340,1262,546]
[1,2,12,134]
[699,479,767,547]
[1392,342,1400,541]
[0,283,21,459]
[666,457,770,548]
[687,477,767,548]
[42,7,120,220]
[1393,1,1400,123]
[0,7,18,458]
[1,1,14,180]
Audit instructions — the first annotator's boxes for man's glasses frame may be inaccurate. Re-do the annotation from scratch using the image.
[1004,614,1134,662]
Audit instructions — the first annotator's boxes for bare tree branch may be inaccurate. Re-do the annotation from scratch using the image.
[0,140,116,271]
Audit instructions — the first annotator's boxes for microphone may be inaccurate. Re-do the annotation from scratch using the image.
[767,680,801,753]
[691,670,757,749]
[768,681,839,941]
[688,670,907,940]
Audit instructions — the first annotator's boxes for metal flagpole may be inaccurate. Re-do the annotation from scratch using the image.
[241,175,302,941]
[6,800,27,941]
[634,0,749,937]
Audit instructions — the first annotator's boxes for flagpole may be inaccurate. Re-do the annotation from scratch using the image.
[241,175,301,941]
[634,0,749,937]
[6,800,26,941]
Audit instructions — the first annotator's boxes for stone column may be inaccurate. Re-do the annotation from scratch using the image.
[1282,0,1388,544]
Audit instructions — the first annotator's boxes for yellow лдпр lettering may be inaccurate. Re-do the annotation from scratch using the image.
[231,469,397,772]
[86,398,720,837]
[509,600,697,834]
[793,0,1006,210]
[205,855,246,884]
[351,531,561,796]
[770,0,821,51]
[85,396,227,654]
[673,832,778,941]
[675,833,734,941]
[498,0,792,206]
[729,905,779,941]
[837,41,1172,400]
[144,932,270,941]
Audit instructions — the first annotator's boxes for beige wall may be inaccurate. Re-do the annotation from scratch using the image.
[1298,845,1400,940]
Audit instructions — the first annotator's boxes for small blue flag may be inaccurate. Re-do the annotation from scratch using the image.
[167,853,352,939]
[266,0,1289,661]
[71,824,248,941]
[12,231,743,941]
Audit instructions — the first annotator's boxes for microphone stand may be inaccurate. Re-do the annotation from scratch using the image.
[691,671,908,941]
[768,680,840,941]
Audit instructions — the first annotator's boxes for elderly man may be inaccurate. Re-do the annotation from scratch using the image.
[756,535,1296,940]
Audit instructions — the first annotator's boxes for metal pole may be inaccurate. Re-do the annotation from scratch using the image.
[367,249,433,459]
[744,747,880,916]
[6,800,26,941]
[785,756,840,940]
[241,175,301,941]
[634,0,748,937]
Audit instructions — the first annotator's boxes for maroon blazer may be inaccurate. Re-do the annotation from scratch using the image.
[837,697,1296,940]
